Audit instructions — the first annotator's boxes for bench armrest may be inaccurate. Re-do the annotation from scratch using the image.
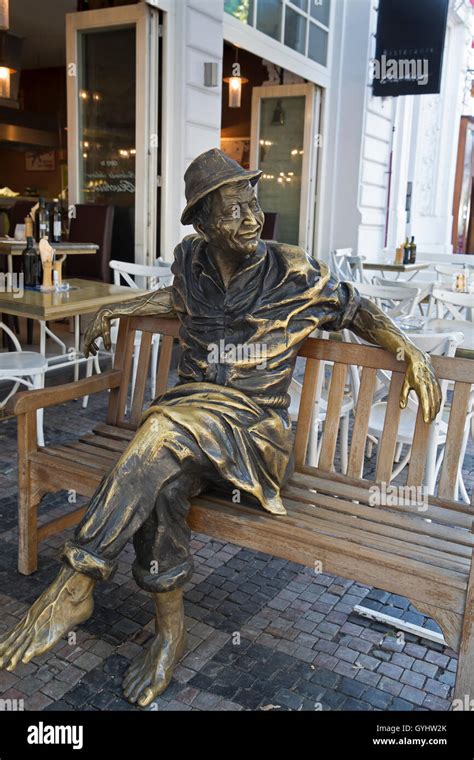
[6,369,123,415]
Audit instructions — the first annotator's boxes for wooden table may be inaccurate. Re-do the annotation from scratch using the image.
[0,278,145,369]
[0,240,99,276]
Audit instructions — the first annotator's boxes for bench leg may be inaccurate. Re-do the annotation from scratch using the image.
[453,560,474,704]
[18,490,42,576]
[17,412,42,575]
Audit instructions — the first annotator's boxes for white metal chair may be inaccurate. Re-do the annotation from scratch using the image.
[355,282,421,318]
[365,332,471,501]
[371,276,431,316]
[107,259,173,400]
[0,322,47,446]
[430,288,474,322]
[435,264,474,282]
[330,248,366,283]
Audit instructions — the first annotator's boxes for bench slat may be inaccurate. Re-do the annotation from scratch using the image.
[294,358,321,467]
[375,371,405,483]
[347,366,377,478]
[439,381,473,500]
[407,405,430,487]
[291,469,474,529]
[318,362,347,471]
[129,331,152,427]
[282,484,474,552]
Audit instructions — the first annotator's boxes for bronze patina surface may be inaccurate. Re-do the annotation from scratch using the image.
[0,149,441,707]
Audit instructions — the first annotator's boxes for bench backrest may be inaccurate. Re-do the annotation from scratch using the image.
[109,316,474,503]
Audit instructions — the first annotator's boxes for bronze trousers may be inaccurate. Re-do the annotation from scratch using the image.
[61,414,214,592]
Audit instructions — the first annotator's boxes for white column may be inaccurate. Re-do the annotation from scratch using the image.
[408,5,471,255]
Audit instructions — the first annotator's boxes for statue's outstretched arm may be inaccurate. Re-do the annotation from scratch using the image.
[83,287,177,357]
[349,295,442,424]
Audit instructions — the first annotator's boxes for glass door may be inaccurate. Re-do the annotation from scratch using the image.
[66,4,161,267]
[250,83,320,252]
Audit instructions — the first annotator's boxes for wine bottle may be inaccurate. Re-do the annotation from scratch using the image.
[409,235,416,264]
[36,197,50,242]
[22,237,41,288]
[403,237,410,265]
[50,201,62,243]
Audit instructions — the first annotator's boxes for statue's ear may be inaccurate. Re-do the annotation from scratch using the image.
[194,221,209,241]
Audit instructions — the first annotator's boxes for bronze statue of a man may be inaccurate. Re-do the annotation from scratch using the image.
[0,149,441,707]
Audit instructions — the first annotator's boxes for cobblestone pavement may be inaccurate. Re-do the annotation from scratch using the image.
[0,358,470,712]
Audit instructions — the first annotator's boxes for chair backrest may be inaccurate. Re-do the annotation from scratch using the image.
[330,248,354,281]
[67,204,115,282]
[108,315,474,501]
[0,320,21,352]
[435,264,474,280]
[109,259,173,290]
[7,200,35,236]
[431,288,474,321]
[355,282,420,317]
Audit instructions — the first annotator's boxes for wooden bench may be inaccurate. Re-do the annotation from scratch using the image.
[7,314,474,703]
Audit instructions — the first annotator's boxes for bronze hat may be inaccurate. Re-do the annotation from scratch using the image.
[181,148,262,226]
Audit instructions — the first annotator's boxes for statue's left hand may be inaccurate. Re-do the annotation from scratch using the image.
[399,351,442,424]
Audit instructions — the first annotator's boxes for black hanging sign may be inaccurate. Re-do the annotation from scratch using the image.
[372,0,450,97]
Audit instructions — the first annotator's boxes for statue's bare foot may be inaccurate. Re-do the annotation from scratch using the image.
[0,567,95,671]
[122,628,187,707]
[122,588,187,707]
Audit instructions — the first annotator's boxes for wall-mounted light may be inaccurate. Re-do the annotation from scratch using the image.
[0,64,9,97]
[204,62,218,87]
[223,48,248,108]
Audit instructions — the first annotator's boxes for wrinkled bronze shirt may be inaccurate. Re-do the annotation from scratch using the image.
[171,235,361,407]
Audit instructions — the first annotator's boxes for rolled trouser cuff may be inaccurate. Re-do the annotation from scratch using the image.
[132,557,194,593]
[60,541,117,582]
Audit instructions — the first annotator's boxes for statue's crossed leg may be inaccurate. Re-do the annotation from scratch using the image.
[0,412,212,707]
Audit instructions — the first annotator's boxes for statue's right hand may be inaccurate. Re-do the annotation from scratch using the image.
[83,308,114,357]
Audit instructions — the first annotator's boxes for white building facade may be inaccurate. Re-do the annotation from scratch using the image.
[67,0,473,265]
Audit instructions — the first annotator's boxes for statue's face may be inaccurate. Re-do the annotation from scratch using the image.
[200,181,264,256]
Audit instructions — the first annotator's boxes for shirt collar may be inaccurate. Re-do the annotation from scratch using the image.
[191,236,268,287]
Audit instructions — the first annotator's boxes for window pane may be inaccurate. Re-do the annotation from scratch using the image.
[308,22,328,65]
[79,28,136,207]
[310,0,330,27]
[224,0,255,24]
[256,0,282,41]
[257,95,306,246]
[290,0,309,10]
[284,7,307,55]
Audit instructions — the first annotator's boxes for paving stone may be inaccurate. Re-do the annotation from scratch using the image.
[412,660,438,678]
[424,651,449,668]
[73,652,103,672]
[354,654,380,671]
[400,670,426,689]
[423,679,451,699]
[378,663,403,680]
[40,679,72,700]
[399,685,426,706]
[404,643,428,659]
[391,652,415,669]
[363,687,393,709]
